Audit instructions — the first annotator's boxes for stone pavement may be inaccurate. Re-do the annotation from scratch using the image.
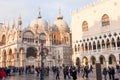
[5,70,107,80]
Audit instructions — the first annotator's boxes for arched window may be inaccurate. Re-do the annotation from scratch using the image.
[89,42,92,50]
[78,44,80,52]
[102,40,105,49]
[106,39,110,48]
[1,35,6,45]
[117,37,120,47]
[97,41,101,49]
[39,33,46,44]
[85,43,88,51]
[82,21,88,32]
[111,38,116,47]
[75,45,77,52]
[101,14,110,26]
[81,44,84,52]
[93,41,96,50]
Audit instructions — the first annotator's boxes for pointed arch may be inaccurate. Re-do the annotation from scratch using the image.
[117,37,120,47]
[99,55,106,65]
[81,43,84,52]
[82,56,88,66]
[89,42,92,50]
[76,57,80,66]
[90,56,96,65]
[93,41,96,50]
[106,39,110,48]
[85,43,88,51]
[108,54,116,66]
[97,40,101,49]
[111,38,116,48]
[78,44,80,52]
[102,40,105,49]
[1,35,6,45]
[39,32,46,44]
[74,44,77,52]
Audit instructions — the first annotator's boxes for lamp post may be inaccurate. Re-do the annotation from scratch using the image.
[40,44,48,80]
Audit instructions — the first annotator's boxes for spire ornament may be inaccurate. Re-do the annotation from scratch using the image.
[38,7,42,19]
[57,7,63,20]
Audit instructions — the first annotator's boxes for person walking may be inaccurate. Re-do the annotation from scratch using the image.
[72,66,77,80]
[0,68,6,80]
[63,67,67,80]
[56,67,60,80]
[108,67,112,80]
[111,67,115,80]
[103,67,108,80]
[89,65,93,73]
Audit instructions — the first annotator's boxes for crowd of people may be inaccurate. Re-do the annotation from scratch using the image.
[0,64,120,80]
[103,65,120,80]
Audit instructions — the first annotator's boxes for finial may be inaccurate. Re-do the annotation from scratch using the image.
[38,7,42,18]
[59,7,61,15]
[57,7,63,20]
[18,14,22,25]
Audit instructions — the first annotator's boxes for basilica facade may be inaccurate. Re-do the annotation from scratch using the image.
[71,0,120,68]
[0,10,72,67]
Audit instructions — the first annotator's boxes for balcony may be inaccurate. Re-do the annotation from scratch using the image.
[78,47,120,56]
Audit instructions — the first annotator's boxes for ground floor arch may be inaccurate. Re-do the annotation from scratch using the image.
[2,50,7,67]
[90,56,96,66]
[108,54,117,66]
[26,47,37,58]
[99,55,106,68]
[76,57,80,66]
[82,56,88,66]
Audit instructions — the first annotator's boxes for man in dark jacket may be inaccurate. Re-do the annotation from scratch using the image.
[111,67,115,80]
[72,66,77,80]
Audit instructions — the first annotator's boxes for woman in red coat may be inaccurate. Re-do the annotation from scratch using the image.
[0,68,6,80]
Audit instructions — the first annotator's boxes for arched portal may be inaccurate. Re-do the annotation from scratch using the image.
[2,50,7,67]
[1,35,6,45]
[19,47,25,67]
[8,49,12,66]
[108,54,116,66]
[76,57,80,66]
[26,47,37,66]
[26,47,37,58]
[99,55,106,68]
[90,56,96,66]
[82,57,88,66]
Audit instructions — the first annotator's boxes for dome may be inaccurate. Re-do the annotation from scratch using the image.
[53,18,69,33]
[29,12,48,32]
[53,9,69,33]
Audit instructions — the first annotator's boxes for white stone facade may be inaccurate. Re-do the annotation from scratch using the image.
[71,0,120,68]
[0,11,72,67]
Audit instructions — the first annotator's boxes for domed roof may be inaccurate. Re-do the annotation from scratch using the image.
[53,12,69,33]
[29,12,48,32]
[54,20,69,32]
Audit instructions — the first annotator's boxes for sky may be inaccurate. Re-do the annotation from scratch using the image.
[0,0,99,28]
